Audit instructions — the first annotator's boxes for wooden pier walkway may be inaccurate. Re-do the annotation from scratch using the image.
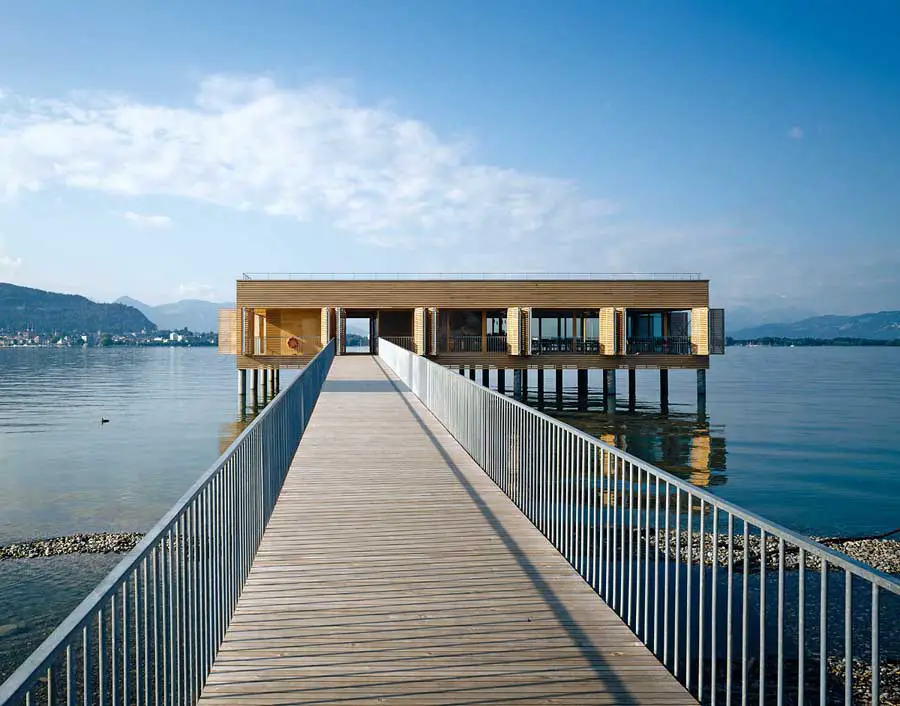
[199,356,694,705]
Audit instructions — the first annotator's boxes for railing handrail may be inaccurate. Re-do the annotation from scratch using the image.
[0,340,337,704]
[241,272,705,281]
[378,337,900,592]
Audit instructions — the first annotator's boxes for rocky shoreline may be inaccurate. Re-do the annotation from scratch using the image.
[634,529,900,576]
[827,657,900,706]
[0,532,144,560]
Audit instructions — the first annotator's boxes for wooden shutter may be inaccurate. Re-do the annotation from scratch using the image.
[615,308,626,355]
[522,308,532,356]
[337,307,346,355]
[217,308,239,354]
[709,308,725,355]
[413,307,426,355]
[599,307,616,354]
[506,307,521,355]
[428,307,438,355]
[691,307,709,355]
[320,307,331,344]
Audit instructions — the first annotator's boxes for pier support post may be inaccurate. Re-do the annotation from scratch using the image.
[274,369,280,392]
[605,369,617,412]
[459,367,465,376]
[469,367,476,381]
[577,369,588,411]
[497,369,506,394]
[555,368,563,410]
[261,368,268,398]
[697,369,707,414]
[482,368,490,387]
[513,369,523,399]
[537,368,545,409]
[628,368,636,412]
[521,368,528,401]
[238,369,247,397]
[660,369,669,413]
[251,369,259,400]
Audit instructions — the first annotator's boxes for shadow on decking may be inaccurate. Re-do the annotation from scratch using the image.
[322,379,405,393]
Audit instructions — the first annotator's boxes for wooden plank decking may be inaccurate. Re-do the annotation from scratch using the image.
[199,356,695,705]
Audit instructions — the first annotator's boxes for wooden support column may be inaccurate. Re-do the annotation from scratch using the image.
[605,369,617,412]
[555,368,563,409]
[660,369,669,413]
[577,369,588,411]
[537,368,545,409]
[628,368,636,412]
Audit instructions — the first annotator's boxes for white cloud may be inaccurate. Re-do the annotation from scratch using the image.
[788,126,804,140]
[0,74,617,250]
[115,211,173,228]
[0,253,22,268]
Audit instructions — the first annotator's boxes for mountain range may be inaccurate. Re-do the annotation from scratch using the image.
[731,311,900,340]
[115,296,234,333]
[0,283,155,334]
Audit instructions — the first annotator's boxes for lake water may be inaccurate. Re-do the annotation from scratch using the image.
[2,345,900,683]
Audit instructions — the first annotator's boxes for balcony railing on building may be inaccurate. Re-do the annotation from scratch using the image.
[530,336,602,354]
[439,335,508,354]
[626,336,692,355]
[380,336,416,352]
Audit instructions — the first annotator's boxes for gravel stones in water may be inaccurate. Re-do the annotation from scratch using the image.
[827,657,900,706]
[636,529,900,576]
[0,532,144,560]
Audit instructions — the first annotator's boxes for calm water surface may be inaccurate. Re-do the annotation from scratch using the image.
[1,345,899,682]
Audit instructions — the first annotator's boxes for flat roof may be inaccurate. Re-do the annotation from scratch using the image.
[241,272,705,281]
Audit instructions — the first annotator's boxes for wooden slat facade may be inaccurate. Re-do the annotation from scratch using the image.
[236,279,710,309]
[433,353,711,370]
[199,356,695,705]
[217,308,239,354]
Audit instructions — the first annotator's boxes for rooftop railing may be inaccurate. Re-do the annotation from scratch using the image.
[241,272,704,281]
[0,341,336,706]
[378,337,900,706]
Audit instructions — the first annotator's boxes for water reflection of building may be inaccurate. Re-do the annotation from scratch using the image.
[553,409,727,491]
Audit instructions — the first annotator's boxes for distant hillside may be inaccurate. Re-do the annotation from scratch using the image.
[116,297,234,333]
[732,311,900,340]
[0,283,156,334]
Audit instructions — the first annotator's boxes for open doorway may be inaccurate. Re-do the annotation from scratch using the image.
[344,311,377,354]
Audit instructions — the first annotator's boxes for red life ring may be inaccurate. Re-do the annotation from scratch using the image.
[287,337,300,350]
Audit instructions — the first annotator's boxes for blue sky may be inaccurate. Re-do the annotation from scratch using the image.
[0,1,898,317]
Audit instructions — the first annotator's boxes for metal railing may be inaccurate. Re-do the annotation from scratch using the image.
[378,338,900,706]
[242,272,704,281]
[530,336,601,354]
[251,336,323,356]
[437,336,509,354]
[627,336,693,355]
[380,336,415,352]
[0,340,336,706]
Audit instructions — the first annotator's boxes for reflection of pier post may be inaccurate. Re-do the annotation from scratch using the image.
[697,369,707,415]
[660,369,669,414]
